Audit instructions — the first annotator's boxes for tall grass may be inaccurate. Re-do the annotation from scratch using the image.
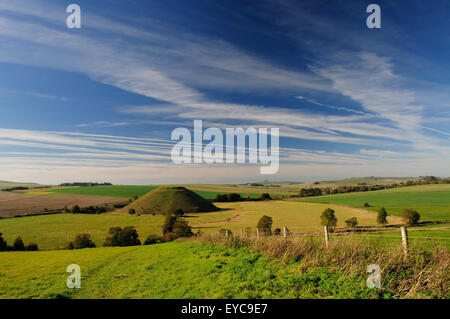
[193,234,449,298]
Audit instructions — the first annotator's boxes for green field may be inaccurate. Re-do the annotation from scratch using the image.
[32,185,264,200]
[32,185,158,198]
[298,184,450,221]
[0,200,401,250]
[0,242,402,299]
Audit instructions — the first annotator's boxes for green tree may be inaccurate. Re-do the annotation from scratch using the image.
[71,205,81,214]
[118,226,141,246]
[320,208,337,230]
[345,217,358,228]
[71,234,96,249]
[402,209,420,226]
[128,208,136,216]
[0,233,7,251]
[162,214,177,236]
[103,227,123,247]
[12,237,25,251]
[259,193,271,200]
[173,209,184,218]
[377,207,388,225]
[173,219,193,238]
[257,215,273,235]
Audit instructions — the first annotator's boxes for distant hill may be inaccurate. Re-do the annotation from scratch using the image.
[0,180,41,190]
[122,186,219,214]
[314,177,417,186]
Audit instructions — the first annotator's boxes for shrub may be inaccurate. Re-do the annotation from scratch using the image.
[103,227,123,247]
[144,234,165,245]
[377,207,388,225]
[70,233,96,249]
[164,233,176,242]
[402,208,420,226]
[259,193,271,201]
[257,215,273,235]
[71,205,81,214]
[345,217,358,228]
[104,226,141,247]
[0,233,8,251]
[118,226,141,246]
[173,209,184,217]
[274,228,281,235]
[173,219,193,238]
[162,214,177,236]
[364,202,370,207]
[12,237,25,251]
[320,208,337,231]
[25,243,39,251]
[128,208,136,216]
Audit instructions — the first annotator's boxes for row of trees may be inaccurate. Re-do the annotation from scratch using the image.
[0,233,38,251]
[214,193,272,202]
[59,182,112,187]
[64,205,108,214]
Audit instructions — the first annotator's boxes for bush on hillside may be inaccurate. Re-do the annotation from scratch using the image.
[377,207,389,225]
[68,234,96,249]
[25,243,39,251]
[143,234,165,245]
[173,220,193,238]
[320,208,337,231]
[257,215,273,235]
[12,237,25,251]
[259,193,271,201]
[345,217,358,228]
[402,209,421,226]
[104,226,141,247]
[215,193,242,202]
[0,233,8,251]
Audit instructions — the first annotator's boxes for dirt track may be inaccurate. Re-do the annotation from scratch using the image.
[0,192,126,217]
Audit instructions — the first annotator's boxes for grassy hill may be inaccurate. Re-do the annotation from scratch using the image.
[122,186,219,214]
[0,180,41,190]
[298,184,450,221]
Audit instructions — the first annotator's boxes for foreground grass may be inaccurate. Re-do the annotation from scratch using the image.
[299,184,450,221]
[0,239,447,299]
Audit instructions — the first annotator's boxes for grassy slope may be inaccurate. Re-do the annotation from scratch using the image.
[32,185,158,198]
[122,186,218,214]
[298,184,450,221]
[0,214,165,250]
[0,242,383,299]
[0,201,401,250]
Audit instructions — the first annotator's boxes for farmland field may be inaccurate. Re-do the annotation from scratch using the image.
[298,184,450,221]
[0,200,401,250]
[30,184,295,199]
[0,192,125,218]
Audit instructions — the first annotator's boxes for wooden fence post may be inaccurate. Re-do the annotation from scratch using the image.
[401,227,409,257]
[240,228,244,238]
[324,225,329,248]
[256,228,260,240]
[225,229,229,238]
[283,226,287,238]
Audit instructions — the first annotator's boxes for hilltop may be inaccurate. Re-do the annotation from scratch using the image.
[122,186,219,214]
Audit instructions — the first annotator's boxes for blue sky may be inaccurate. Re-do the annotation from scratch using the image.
[0,0,449,184]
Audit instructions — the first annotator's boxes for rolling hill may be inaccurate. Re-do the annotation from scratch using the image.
[122,186,219,214]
